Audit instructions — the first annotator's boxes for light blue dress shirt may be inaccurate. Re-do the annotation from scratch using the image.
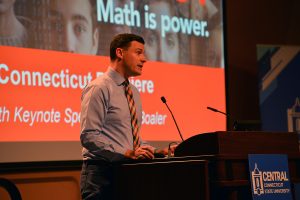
[80,67,147,161]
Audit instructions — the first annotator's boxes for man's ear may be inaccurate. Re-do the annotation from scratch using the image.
[116,48,123,60]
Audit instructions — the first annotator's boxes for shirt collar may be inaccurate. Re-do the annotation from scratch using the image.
[106,67,126,86]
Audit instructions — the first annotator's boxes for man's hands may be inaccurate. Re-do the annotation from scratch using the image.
[125,145,155,159]
[155,143,178,156]
[124,143,179,159]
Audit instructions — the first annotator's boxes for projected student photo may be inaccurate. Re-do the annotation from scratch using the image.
[36,0,99,55]
[207,23,223,67]
[135,0,189,64]
[97,0,132,56]
[0,0,29,47]
[190,0,224,67]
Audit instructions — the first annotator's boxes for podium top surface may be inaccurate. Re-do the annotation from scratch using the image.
[174,131,300,157]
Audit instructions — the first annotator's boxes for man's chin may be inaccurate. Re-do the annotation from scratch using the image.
[133,70,142,76]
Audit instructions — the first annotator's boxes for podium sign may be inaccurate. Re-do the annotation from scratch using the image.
[248,154,292,200]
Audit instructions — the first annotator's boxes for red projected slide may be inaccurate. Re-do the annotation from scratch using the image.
[0,0,226,145]
[0,46,225,142]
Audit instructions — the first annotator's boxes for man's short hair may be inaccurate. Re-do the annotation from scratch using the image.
[110,33,145,61]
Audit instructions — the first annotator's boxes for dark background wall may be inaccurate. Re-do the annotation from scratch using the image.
[225,0,300,129]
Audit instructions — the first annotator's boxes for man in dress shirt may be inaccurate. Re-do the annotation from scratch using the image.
[80,33,170,200]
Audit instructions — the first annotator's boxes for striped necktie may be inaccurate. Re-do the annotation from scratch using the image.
[123,79,140,149]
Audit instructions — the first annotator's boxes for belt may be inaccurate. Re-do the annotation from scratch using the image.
[83,159,111,165]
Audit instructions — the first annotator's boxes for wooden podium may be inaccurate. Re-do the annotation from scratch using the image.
[175,131,299,156]
[174,131,300,200]
[114,159,210,200]
[114,132,300,200]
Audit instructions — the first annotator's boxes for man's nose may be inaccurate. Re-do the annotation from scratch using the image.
[63,24,76,53]
[156,38,165,62]
[141,54,147,63]
[159,40,168,62]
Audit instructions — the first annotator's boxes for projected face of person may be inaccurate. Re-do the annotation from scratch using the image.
[144,1,179,63]
[0,0,28,47]
[112,0,131,33]
[0,0,14,13]
[48,0,98,54]
[208,25,223,67]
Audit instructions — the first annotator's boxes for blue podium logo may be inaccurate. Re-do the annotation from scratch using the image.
[248,154,292,200]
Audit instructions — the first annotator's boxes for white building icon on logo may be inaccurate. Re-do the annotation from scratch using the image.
[251,163,264,195]
[287,97,300,134]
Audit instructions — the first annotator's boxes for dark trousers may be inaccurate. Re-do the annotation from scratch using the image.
[80,160,114,200]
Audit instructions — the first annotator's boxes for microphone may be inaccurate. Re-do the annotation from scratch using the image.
[207,106,238,130]
[160,96,184,141]
[207,106,228,117]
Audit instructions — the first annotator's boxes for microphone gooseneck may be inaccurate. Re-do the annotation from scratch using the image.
[161,96,184,141]
[206,106,238,130]
[207,106,228,117]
